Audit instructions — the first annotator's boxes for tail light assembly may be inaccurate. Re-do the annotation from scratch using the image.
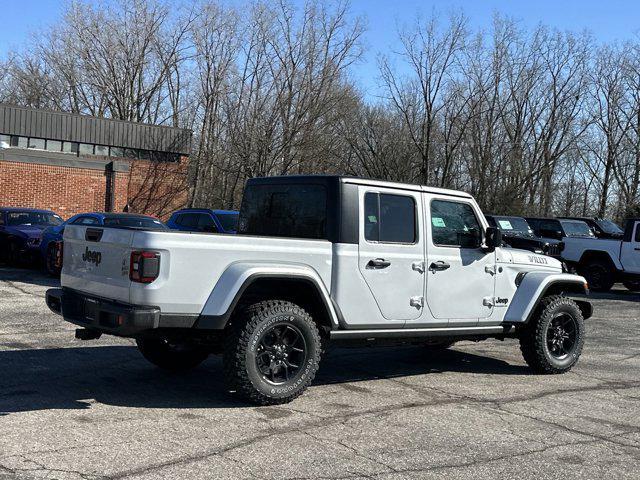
[130,251,160,283]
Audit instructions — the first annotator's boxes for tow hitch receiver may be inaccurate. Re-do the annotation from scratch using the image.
[75,328,102,340]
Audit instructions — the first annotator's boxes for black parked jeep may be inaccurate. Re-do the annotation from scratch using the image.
[485,215,564,258]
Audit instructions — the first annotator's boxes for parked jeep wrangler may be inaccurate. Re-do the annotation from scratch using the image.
[46,176,592,405]
[526,216,640,292]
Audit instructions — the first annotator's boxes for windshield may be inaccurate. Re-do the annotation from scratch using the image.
[561,220,594,237]
[103,216,167,230]
[217,213,239,231]
[596,219,623,235]
[7,211,63,227]
[494,217,533,235]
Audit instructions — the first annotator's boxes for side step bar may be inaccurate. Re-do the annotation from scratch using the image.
[330,325,514,340]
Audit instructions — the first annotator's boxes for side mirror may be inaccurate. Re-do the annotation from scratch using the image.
[484,227,502,252]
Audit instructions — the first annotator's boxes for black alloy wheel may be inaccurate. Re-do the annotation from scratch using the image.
[255,323,307,385]
[546,312,578,360]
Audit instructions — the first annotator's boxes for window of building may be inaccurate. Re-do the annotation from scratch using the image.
[62,142,79,154]
[138,150,151,160]
[28,138,46,150]
[11,136,28,148]
[364,192,416,243]
[239,184,327,239]
[110,147,124,158]
[430,199,482,248]
[0,134,9,149]
[79,143,94,155]
[124,148,139,159]
[95,145,109,156]
[46,140,62,152]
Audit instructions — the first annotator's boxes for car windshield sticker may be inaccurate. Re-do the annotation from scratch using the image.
[432,217,446,228]
[498,220,513,230]
[368,215,378,223]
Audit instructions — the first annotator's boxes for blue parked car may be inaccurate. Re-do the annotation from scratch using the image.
[166,208,239,234]
[0,207,64,266]
[40,212,168,275]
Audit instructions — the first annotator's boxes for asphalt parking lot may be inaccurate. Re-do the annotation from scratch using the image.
[1,266,639,480]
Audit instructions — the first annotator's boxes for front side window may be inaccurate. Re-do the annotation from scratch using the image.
[239,184,327,239]
[562,221,594,237]
[635,223,640,242]
[364,192,416,243]
[430,200,481,248]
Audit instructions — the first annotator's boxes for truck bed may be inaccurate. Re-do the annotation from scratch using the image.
[62,226,333,316]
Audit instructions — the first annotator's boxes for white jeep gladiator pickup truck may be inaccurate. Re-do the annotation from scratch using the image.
[46,176,592,405]
[527,217,640,292]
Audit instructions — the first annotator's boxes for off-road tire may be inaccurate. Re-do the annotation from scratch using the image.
[623,280,640,292]
[45,243,62,277]
[519,295,585,374]
[580,260,614,292]
[223,300,321,405]
[136,337,209,371]
[6,240,21,267]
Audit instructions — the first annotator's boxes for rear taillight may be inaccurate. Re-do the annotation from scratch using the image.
[130,251,160,283]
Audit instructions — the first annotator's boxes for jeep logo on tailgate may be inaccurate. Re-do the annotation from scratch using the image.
[82,247,102,266]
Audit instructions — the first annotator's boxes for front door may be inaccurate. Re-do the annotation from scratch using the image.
[425,196,496,324]
[357,186,425,321]
[621,221,640,274]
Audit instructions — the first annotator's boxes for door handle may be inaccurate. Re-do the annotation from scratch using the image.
[367,258,391,269]
[429,260,451,272]
[635,248,640,251]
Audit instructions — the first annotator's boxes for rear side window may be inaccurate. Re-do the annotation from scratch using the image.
[635,224,640,242]
[217,213,239,231]
[197,214,217,232]
[177,213,199,229]
[364,192,416,243]
[430,200,481,248]
[238,184,327,239]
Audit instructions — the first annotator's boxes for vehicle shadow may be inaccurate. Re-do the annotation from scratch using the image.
[0,264,60,288]
[0,344,528,414]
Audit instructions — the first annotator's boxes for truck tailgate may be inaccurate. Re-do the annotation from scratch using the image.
[62,225,134,303]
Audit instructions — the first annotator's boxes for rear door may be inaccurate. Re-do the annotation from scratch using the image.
[357,186,425,321]
[621,221,640,274]
[62,225,134,302]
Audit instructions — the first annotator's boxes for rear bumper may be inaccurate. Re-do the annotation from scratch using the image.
[46,288,197,337]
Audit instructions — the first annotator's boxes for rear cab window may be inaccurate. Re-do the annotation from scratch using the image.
[238,184,327,239]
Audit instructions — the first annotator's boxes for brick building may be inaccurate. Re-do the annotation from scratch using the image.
[0,104,192,220]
